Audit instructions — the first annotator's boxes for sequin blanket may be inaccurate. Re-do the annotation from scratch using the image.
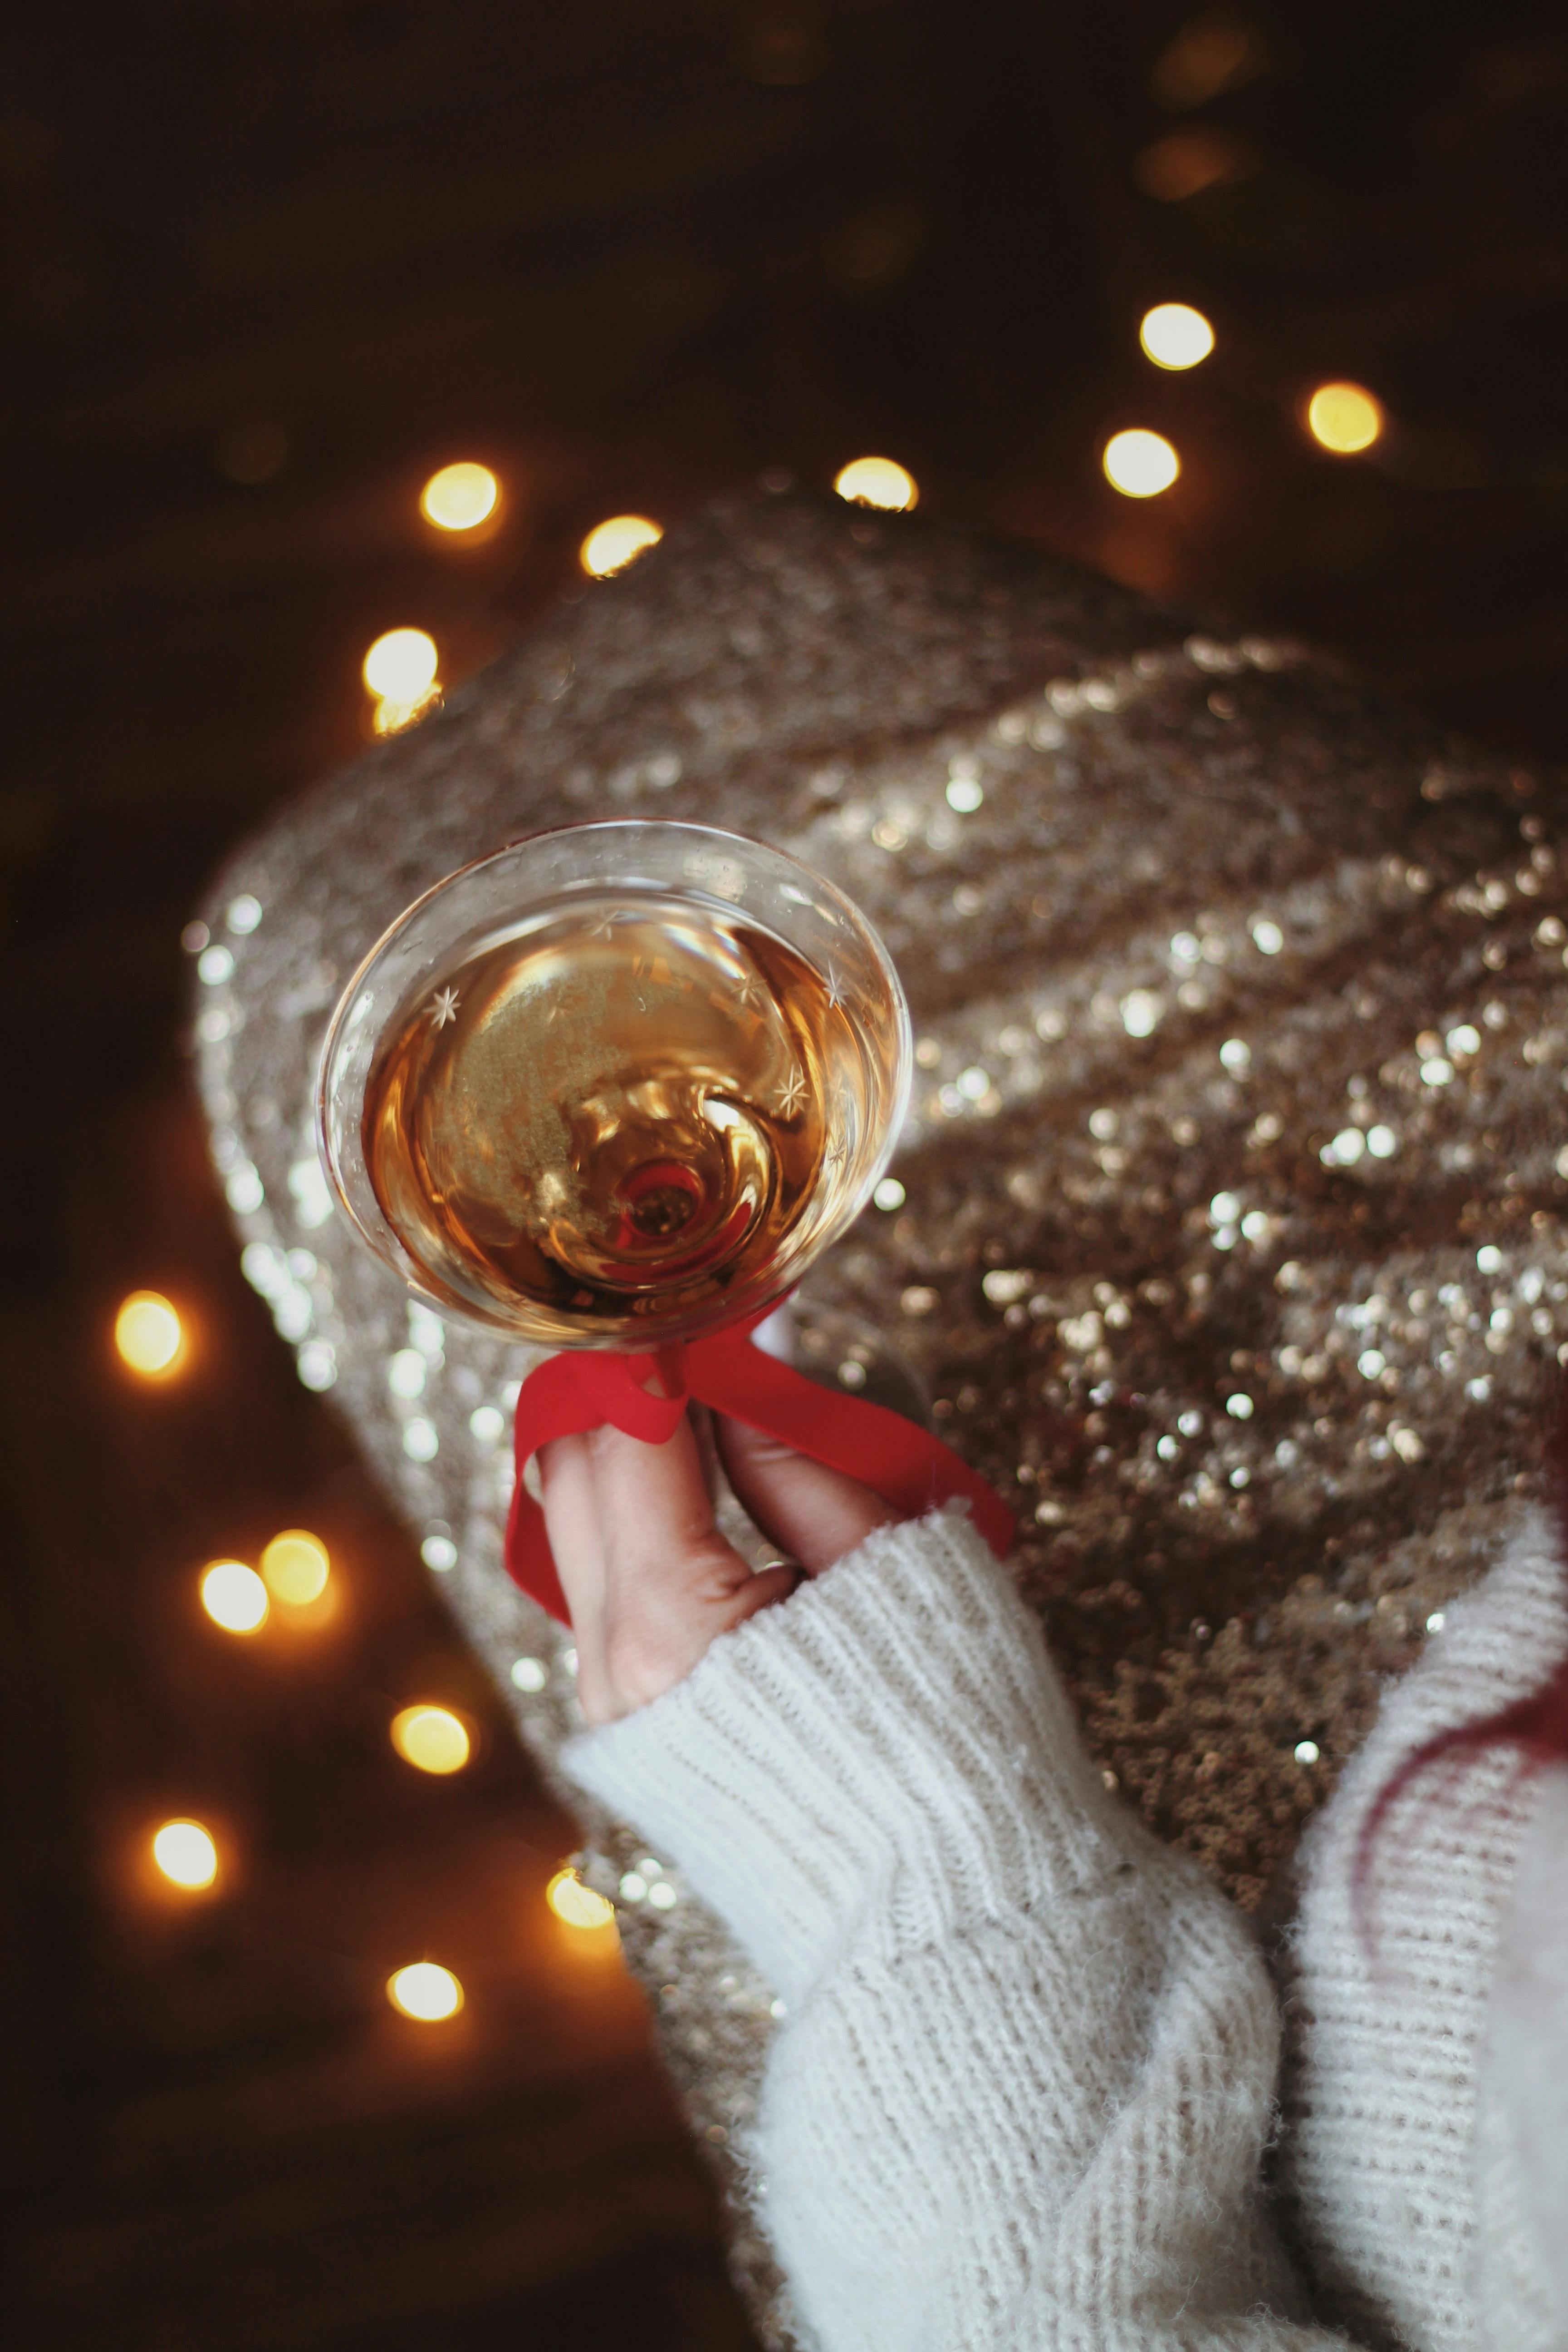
[196,493,1567,2347]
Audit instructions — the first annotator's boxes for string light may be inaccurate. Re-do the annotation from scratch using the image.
[260,1529,330,1605]
[546,1867,616,1931]
[1306,382,1384,454]
[833,456,918,512]
[579,516,662,578]
[114,1291,184,1376]
[1139,303,1214,370]
[152,1820,218,1889]
[363,627,438,701]
[390,1704,471,1775]
[201,1560,269,1634]
[372,696,439,737]
[1134,127,1254,203]
[1103,429,1181,498]
[387,1962,464,2020]
[362,627,441,736]
[1150,15,1266,109]
[419,461,499,532]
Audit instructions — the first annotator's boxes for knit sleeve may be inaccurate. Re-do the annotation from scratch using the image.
[1276,1507,1568,2352]
[564,1509,1349,2352]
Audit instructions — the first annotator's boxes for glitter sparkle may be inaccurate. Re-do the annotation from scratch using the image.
[196,499,1568,2352]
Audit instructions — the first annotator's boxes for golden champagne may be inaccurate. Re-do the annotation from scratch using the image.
[362,893,877,1344]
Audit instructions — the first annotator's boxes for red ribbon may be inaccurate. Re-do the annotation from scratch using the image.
[503,1302,1015,1622]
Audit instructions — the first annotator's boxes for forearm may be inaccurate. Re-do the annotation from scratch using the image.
[567,1512,1349,2351]
[753,1861,1332,2350]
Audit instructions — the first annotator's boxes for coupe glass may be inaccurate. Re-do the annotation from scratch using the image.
[317,821,912,1350]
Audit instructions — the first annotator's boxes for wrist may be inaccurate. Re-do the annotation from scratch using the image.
[564,1508,1123,2005]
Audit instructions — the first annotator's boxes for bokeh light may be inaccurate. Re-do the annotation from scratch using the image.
[546,1867,616,1931]
[1138,303,1214,370]
[390,1704,471,1775]
[371,694,438,737]
[387,1961,464,2020]
[362,628,438,701]
[201,1560,269,1634]
[1103,429,1181,497]
[152,1820,218,1889]
[260,1529,330,1605]
[1133,126,1255,203]
[579,515,663,578]
[1151,15,1266,109]
[1306,382,1384,454]
[114,1290,183,1375]
[833,456,918,511]
[419,461,499,532]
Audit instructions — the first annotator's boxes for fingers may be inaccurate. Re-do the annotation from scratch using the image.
[539,1412,899,1727]
[541,1416,801,1724]
[539,1431,612,1717]
[715,1416,896,1576]
[588,1411,723,1583]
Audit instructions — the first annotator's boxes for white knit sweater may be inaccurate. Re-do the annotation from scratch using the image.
[565,1508,1568,2352]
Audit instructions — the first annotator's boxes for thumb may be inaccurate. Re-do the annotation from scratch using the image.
[715,1416,897,1576]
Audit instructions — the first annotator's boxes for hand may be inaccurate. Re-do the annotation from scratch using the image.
[539,1414,895,1724]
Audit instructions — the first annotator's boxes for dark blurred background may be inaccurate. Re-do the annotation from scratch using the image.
[5,3,1567,2344]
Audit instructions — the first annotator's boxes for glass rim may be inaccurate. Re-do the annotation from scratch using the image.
[314,818,913,1341]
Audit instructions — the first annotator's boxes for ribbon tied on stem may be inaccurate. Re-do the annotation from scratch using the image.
[504,1302,1014,1622]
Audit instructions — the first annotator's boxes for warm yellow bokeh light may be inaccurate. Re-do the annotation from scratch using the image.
[1306,381,1383,454]
[1134,126,1254,203]
[1151,15,1266,110]
[420,461,500,532]
[201,1560,270,1635]
[115,1291,183,1376]
[390,1704,471,1775]
[579,514,663,578]
[833,456,919,512]
[152,1820,218,1889]
[547,1867,617,1931]
[1103,428,1181,498]
[1139,303,1215,370]
[387,1962,464,2021]
[371,693,439,736]
[261,1529,330,1606]
[362,627,439,701]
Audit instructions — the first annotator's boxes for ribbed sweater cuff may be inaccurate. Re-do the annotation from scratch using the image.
[562,1508,1126,2008]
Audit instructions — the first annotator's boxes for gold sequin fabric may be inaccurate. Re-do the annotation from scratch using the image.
[196,494,1567,2349]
